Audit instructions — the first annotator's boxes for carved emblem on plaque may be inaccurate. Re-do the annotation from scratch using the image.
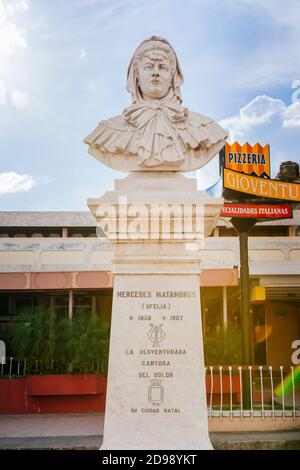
[148,379,164,406]
[147,323,166,347]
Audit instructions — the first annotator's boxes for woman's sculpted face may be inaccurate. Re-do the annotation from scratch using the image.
[136,49,173,100]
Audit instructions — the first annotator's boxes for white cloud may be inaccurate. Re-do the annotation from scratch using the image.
[282,102,300,128]
[0,0,29,55]
[0,172,35,193]
[197,93,300,190]
[79,48,86,60]
[220,95,300,141]
[11,89,29,108]
[6,0,30,15]
[0,19,26,54]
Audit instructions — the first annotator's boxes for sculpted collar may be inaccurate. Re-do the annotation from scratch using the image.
[122,95,189,165]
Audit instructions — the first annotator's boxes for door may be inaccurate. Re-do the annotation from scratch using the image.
[266,302,300,369]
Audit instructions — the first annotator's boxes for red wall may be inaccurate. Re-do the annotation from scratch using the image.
[0,374,240,413]
[0,375,107,414]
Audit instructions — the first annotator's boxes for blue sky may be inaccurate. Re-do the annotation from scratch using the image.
[0,0,299,210]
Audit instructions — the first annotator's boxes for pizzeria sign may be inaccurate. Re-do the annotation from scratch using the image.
[221,142,271,178]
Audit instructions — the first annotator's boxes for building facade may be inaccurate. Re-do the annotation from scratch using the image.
[0,210,299,369]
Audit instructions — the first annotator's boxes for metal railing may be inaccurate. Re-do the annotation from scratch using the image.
[0,357,108,376]
[205,365,300,419]
[1,358,299,419]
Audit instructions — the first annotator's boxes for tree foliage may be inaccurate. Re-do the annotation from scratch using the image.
[8,308,110,374]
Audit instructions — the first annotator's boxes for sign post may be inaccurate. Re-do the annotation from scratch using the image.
[219,142,298,410]
[230,217,256,409]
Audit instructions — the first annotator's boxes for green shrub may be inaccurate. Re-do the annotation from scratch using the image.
[203,327,242,365]
[8,308,110,374]
[9,307,53,361]
[56,312,110,373]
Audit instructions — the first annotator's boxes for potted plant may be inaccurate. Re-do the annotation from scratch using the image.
[0,308,110,413]
[204,327,243,405]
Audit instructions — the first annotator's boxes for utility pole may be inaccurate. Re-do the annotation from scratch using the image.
[231,217,256,409]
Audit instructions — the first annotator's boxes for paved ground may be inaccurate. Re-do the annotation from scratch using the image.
[0,413,300,450]
[0,413,104,438]
[0,435,102,450]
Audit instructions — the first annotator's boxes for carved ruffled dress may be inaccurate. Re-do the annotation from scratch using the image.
[84,94,227,172]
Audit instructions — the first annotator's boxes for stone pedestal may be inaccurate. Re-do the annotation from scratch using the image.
[88,173,223,450]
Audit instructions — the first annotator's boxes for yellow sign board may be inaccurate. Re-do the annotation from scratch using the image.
[223,168,300,202]
[250,286,266,303]
[225,142,270,177]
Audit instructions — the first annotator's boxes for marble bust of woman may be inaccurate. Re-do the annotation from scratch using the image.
[84,36,227,172]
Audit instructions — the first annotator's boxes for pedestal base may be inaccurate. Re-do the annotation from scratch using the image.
[102,274,212,450]
[88,172,222,450]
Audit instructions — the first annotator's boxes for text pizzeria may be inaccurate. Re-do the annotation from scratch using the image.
[228,152,266,165]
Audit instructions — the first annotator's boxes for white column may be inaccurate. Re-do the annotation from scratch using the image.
[68,290,73,319]
[92,295,97,317]
[223,286,228,332]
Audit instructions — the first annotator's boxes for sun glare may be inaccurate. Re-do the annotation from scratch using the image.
[0,1,28,55]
